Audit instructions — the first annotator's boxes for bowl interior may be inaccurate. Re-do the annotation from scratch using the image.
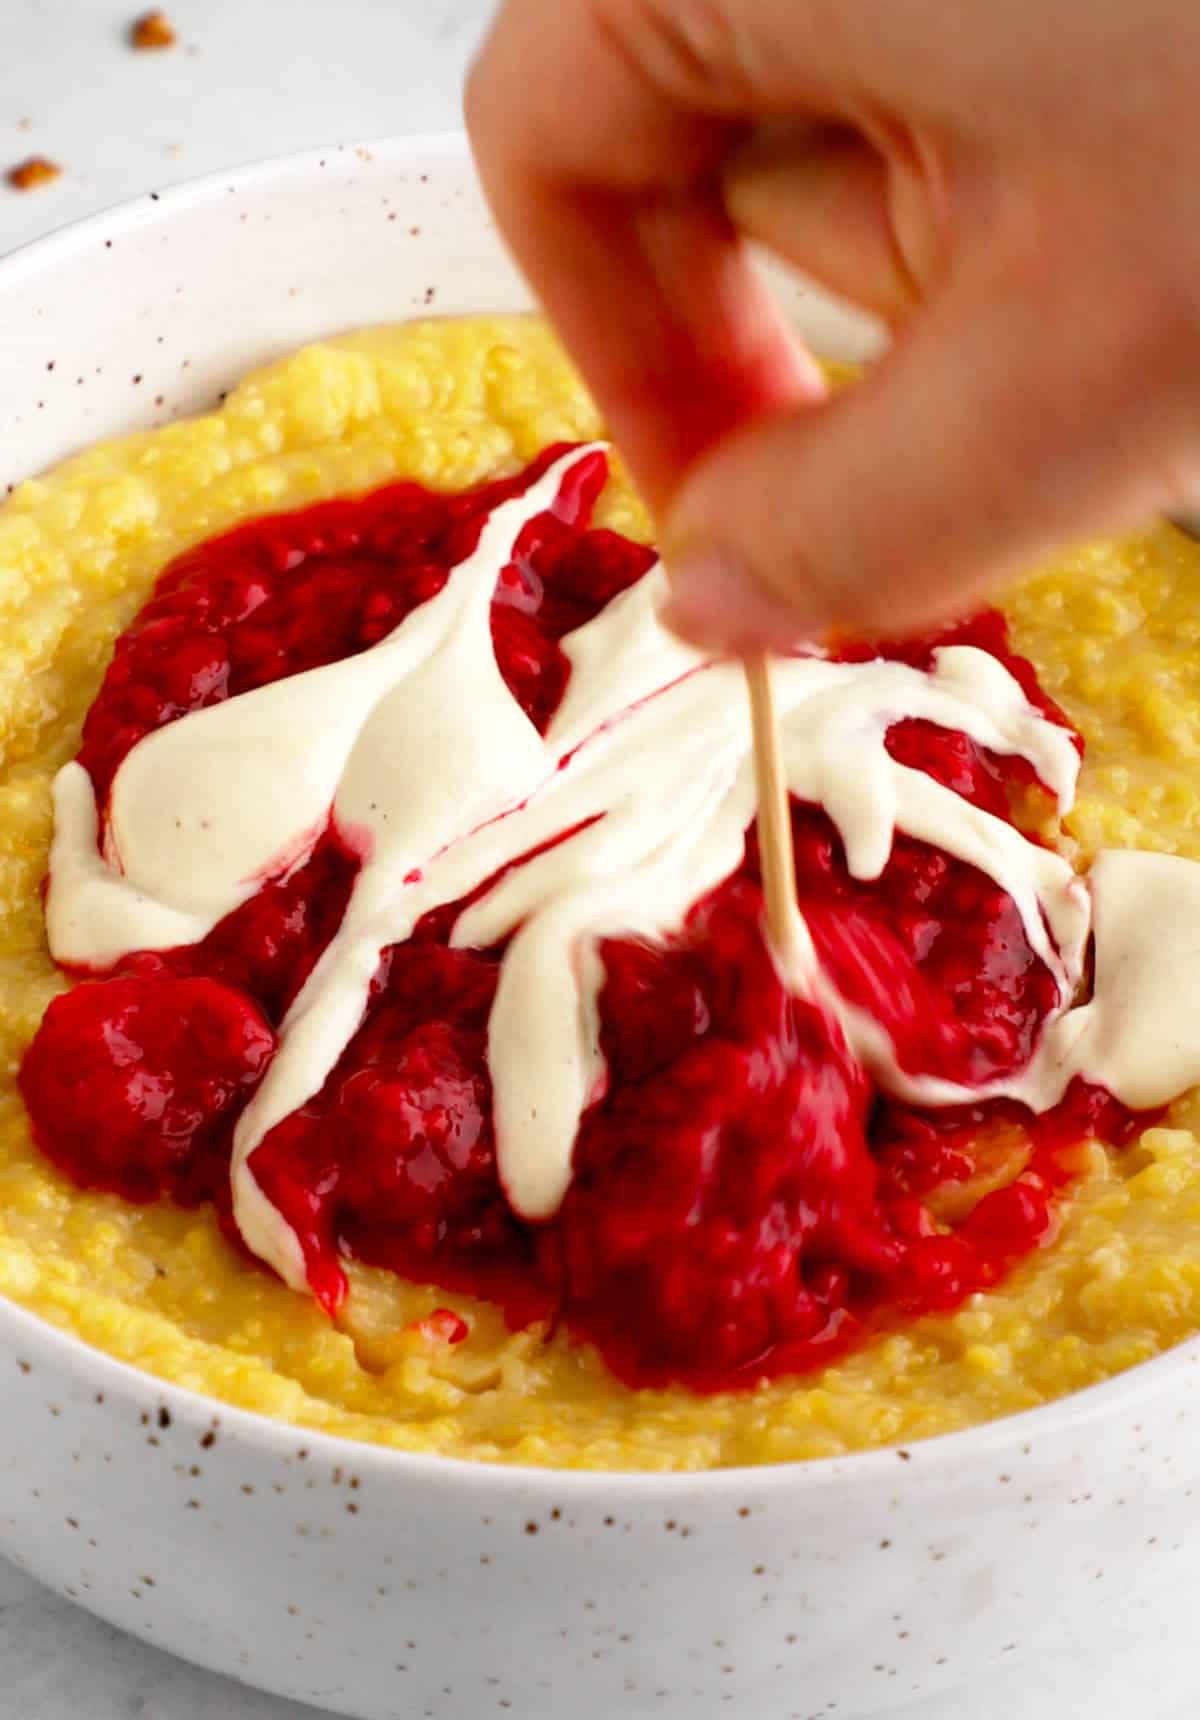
[0,133,884,492]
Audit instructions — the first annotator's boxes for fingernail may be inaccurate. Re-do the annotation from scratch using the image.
[658,546,821,654]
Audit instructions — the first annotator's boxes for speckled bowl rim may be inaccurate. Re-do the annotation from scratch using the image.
[1,131,1196,1491]
[0,132,467,286]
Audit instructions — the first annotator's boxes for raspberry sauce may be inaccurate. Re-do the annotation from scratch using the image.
[20,449,1149,1391]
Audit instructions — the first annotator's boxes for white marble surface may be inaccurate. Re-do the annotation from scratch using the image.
[0,3,492,1714]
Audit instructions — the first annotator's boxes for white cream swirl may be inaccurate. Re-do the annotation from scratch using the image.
[43,446,1200,1291]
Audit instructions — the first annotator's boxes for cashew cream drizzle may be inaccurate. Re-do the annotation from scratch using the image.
[44,447,1200,1293]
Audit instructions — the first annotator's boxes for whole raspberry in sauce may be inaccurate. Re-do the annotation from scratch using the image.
[558,883,887,1386]
[21,448,1150,1390]
[20,975,275,1207]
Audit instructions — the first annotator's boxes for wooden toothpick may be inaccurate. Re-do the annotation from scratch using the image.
[744,652,800,961]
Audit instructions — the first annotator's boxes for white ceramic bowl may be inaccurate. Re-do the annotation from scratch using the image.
[2,135,1200,1720]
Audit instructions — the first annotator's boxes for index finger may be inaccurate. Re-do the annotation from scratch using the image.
[465,0,830,514]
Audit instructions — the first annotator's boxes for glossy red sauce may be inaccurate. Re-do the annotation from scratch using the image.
[19,449,1151,1390]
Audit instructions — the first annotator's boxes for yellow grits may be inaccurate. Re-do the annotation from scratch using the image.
[1,316,1199,1472]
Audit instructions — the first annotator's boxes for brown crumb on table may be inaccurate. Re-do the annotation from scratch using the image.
[6,156,61,192]
[130,10,177,49]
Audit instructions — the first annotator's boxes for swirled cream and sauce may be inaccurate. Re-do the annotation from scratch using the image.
[24,441,1200,1389]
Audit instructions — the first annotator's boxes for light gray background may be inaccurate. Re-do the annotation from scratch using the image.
[1,3,492,1713]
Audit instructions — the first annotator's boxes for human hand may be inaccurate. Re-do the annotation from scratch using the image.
[467,0,1200,650]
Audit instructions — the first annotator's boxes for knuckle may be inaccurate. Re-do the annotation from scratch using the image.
[603,0,761,106]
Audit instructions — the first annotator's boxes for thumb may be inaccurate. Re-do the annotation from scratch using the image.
[658,268,1185,651]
